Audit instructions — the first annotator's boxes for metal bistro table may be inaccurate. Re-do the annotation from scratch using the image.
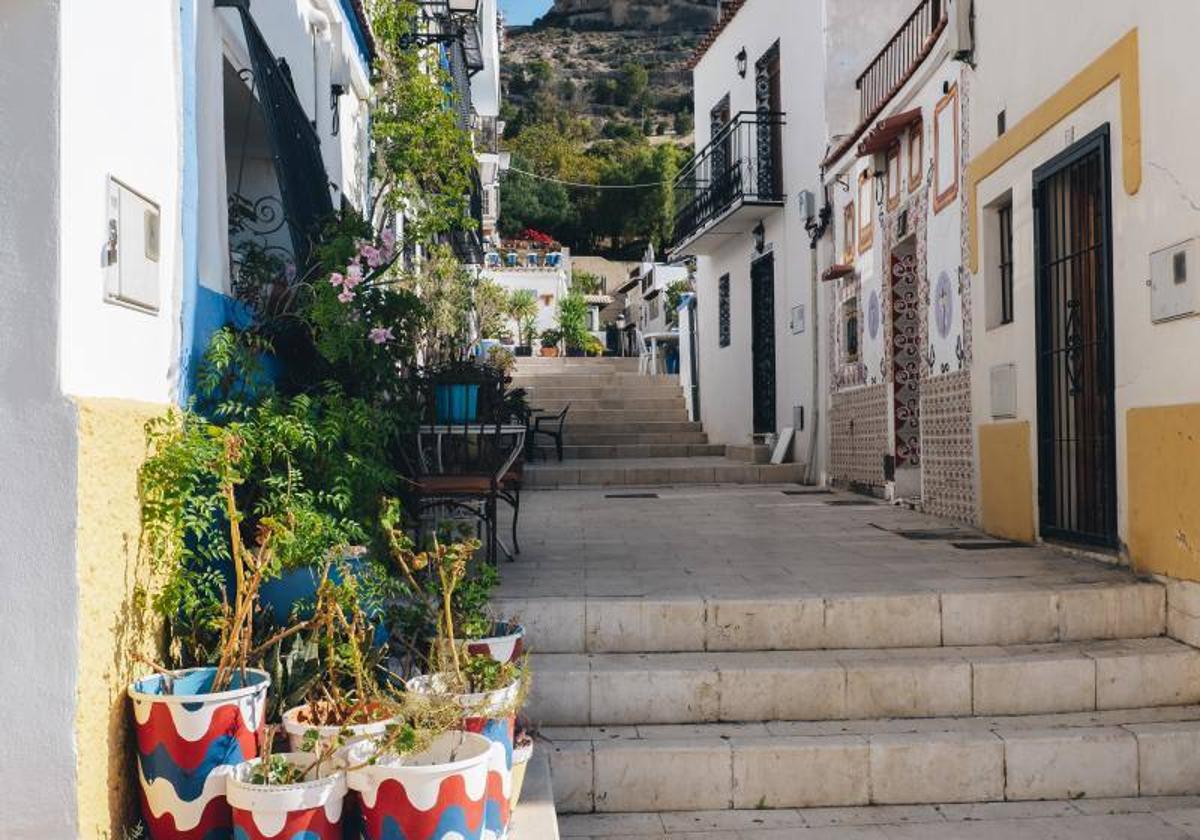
[415,423,526,563]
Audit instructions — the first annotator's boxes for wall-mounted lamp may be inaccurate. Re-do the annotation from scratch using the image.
[736,48,748,78]
[752,221,766,253]
[873,169,886,208]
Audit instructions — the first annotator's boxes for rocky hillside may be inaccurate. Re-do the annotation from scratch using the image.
[501,0,719,139]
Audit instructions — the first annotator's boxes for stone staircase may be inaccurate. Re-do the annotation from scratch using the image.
[505,568,1200,815]
[513,357,803,486]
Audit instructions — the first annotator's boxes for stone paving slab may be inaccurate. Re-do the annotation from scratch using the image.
[497,484,1149,604]
[557,797,1200,838]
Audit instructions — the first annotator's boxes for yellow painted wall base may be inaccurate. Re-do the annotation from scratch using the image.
[73,398,166,838]
[1128,403,1200,580]
[979,421,1036,543]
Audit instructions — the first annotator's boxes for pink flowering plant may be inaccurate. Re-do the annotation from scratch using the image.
[268,213,426,401]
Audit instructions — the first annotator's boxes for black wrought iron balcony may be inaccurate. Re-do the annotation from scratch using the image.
[856,0,947,122]
[671,111,786,254]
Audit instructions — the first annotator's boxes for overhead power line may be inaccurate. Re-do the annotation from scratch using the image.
[504,165,673,190]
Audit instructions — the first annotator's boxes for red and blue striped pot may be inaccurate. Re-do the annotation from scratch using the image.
[128,667,270,840]
[409,676,521,840]
[346,731,492,840]
[226,753,346,840]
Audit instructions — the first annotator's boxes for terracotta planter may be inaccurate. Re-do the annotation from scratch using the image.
[466,622,525,665]
[128,667,270,840]
[538,347,559,357]
[409,676,521,840]
[226,752,347,839]
[347,731,492,840]
[281,704,397,753]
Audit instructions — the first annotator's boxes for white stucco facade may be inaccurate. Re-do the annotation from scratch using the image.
[967,0,1200,559]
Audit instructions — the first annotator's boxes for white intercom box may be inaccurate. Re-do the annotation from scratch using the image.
[104,177,161,314]
[1150,237,1198,323]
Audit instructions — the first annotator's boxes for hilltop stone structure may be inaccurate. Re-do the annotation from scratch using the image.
[545,0,718,31]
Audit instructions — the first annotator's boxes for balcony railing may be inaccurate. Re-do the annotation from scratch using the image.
[856,0,947,122]
[473,115,502,155]
[672,111,786,250]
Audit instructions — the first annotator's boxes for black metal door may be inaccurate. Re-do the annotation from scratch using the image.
[751,254,777,435]
[687,295,701,422]
[1033,125,1117,547]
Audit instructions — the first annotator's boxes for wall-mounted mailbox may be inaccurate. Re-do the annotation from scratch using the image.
[104,176,161,314]
[1150,237,1198,323]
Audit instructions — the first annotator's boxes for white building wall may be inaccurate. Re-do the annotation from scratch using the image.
[0,5,80,835]
[689,0,827,454]
[58,0,185,403]
[968,0,1200,545]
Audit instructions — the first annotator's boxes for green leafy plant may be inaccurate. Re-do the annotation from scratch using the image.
[507,290,539,347]
[571,270,603,295]
[485,345,516,377]
[539,327,562,349]
[556,290,590,350]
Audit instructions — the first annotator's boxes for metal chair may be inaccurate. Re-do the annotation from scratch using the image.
[408,362,521,565]
[532,403,570,462]
[635,327,657,375]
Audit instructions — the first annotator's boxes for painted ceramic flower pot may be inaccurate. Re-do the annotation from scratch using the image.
[347,731,492,840]
[409,676,521,840]
[128,667,270,840]
[434,383,480,423]
[508,740,533,813]
[226,753,346,840]
[280,704,397,753]
[465,622,525,665]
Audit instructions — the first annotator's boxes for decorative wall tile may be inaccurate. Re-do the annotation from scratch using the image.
[920,369,976,523]
[830,383,889,489]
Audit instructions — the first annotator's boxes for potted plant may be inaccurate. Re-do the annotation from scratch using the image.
[133,419,282,839]
[345,728,493,840]
[225,727,348,840]
[278,563,400,752]
[134,398,369,838]
[384,525,526,840]
[507,290,538,357]
[538,328,561,357]
[509,720,535,812]
[584,334,606,358]
[557,291,590,358]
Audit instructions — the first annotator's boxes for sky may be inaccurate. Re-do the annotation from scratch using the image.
[500,0,553,26]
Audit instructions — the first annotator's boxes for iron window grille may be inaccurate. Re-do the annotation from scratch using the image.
[998,202,1014,324]
[718,274,731,348]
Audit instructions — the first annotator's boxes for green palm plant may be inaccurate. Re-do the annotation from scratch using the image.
[507,289,539,347]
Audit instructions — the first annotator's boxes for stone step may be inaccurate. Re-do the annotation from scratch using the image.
[512,374,680,388]
[541,705,1200,813]
[524,458,805,489]
[512,749,561,839]
[494,581,1165,654]
[567,421,704,436]
[532,443,726,460]
[561,432,710,446]
[522,386,685,401]
[528,397,685,413]
[526,638,1200,727]
[727,443,772,464]
[514,357,642,365]
[561,409,695,424]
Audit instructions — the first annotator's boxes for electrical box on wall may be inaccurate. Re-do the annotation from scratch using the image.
[104,177,161,314]
[989,363,1017,419]
[1150,238,1199,323]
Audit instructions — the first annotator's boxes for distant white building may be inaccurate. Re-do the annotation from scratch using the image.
[482,242,572,344]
